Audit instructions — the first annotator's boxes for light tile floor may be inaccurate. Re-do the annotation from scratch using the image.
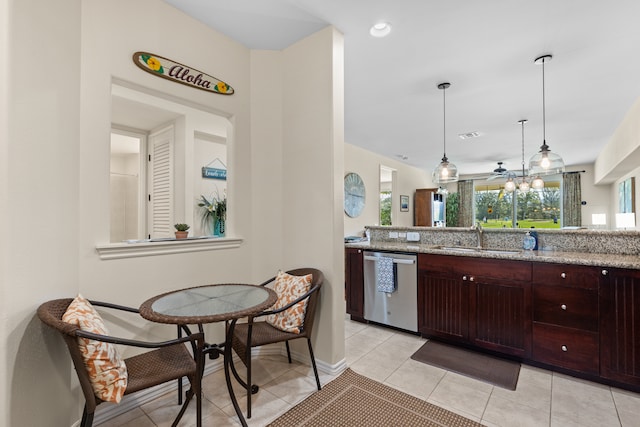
[99,318,640,426]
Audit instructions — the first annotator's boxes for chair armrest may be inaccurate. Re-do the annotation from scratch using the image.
[254,284,320,318]
[89,299,140,314]
[75,329,205,349]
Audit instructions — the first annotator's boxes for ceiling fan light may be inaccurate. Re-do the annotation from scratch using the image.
[531,175,545,190]
[504,178,516,193]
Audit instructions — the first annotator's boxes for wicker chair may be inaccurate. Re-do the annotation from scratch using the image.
[230,268,324,418]
[37,298,204,427]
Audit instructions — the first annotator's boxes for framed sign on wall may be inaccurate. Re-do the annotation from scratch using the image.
[400,195,409,212]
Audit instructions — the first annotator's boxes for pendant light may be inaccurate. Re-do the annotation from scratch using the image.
[529,55,565,176]
[432,82,459,184]
[517,120,530,192]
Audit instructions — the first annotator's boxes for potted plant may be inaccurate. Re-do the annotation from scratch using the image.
[197,190,226,236]
[174,223,190,239]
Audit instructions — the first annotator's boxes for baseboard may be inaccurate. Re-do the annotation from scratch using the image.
[285,346,348,376]
[90,345,346,425]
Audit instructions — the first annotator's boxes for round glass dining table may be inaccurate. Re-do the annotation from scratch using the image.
[139,283,277,427]
[139,283,277,325]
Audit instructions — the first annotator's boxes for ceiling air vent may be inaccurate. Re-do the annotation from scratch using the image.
[458,131,482,140]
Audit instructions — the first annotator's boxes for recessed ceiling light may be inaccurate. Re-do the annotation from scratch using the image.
[370,22,391,38]
[458,131,482,140]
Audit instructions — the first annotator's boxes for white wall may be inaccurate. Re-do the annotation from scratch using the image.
[594,95,640,229]
[2,1,345,425]
[595,97,640,185]
[344,143,431,236]
[281,27,346,365]
[3,0,82,425]
[193,136,227,236]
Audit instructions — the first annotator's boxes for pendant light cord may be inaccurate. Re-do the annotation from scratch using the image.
[442,85,447,158]
[542,58,546,143]
[521,121,525,171]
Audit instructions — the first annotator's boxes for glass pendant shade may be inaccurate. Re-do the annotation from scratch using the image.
[529,143,565,176]
[432,156,459,184]
[504,178,516,193]
[518,179,530,192]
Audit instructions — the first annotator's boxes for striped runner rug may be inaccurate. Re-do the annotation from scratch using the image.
[268,368,484,426]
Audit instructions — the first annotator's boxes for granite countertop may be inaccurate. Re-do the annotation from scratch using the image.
[345,241,640,270]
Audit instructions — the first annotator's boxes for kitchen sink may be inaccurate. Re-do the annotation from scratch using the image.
[480,248,522,255]
[436,246,478,253]
[431,246,522,255]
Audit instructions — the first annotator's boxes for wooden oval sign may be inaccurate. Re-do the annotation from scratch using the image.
[132,51,234,95]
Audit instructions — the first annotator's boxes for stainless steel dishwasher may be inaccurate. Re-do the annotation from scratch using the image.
[363,251,418,332]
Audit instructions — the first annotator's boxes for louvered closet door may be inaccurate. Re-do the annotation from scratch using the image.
[147,125,174,238]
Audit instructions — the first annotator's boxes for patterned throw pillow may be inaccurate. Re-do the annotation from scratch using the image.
[265,271,313,334]
[62,294,128,403]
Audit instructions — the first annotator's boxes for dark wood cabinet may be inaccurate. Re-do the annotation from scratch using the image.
[531,263,600,375]
[360,246,640,392]
[600,267,640,386]
[418,254,469,342]
[466,258,532,357]
[345,248,365,321]
[418,254,531,357]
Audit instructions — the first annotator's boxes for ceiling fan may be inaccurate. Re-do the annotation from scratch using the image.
[486,161,521,180]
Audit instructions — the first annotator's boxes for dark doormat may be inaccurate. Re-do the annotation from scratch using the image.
[411,340,520,390]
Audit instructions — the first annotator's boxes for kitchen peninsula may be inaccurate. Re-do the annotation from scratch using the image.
[345,226,640,392]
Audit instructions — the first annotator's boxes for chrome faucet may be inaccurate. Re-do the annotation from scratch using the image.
[472,221,484,248]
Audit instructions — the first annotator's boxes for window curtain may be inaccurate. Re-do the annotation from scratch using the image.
[563,172,582,227]
[457,180,474,227]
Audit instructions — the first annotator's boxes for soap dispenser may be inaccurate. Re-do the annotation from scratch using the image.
[523,232,536,251]
[529,228,539,250]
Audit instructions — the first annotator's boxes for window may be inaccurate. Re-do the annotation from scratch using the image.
[379,165,395,225]
[474,180,561,228]
[109,83,229,243]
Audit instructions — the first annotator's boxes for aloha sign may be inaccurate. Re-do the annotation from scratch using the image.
[132,51,234,95]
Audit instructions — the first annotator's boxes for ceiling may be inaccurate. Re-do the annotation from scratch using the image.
[162,0,640,179]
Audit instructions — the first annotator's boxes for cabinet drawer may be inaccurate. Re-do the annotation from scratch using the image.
[533,285,598,331]
[532,263,600,289]
[533,323,599,374]
[419,254,454,275]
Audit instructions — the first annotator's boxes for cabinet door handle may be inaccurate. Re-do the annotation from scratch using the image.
[561,272,566,279]
[561,304,567,310]
[462,276,467,281]
[469,276,475,282]
[561,345,568,352]
[602,269,608,276]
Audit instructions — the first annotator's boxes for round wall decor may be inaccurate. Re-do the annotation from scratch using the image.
[344,172,366,217]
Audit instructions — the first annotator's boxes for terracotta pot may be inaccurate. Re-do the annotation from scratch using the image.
[175,231,189,239]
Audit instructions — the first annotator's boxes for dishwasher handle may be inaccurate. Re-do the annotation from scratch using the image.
[364,255,415,265]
